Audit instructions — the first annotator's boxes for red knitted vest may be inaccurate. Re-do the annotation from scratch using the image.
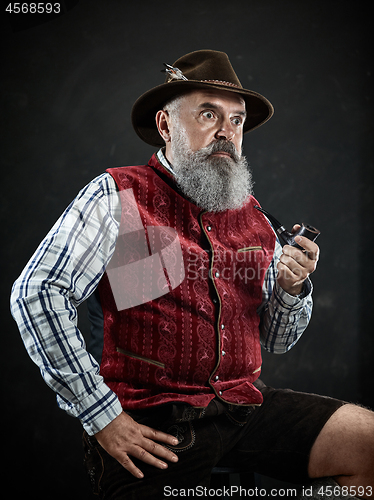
[98,154,275,410]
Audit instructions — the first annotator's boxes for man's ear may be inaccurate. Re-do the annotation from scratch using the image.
[156,110,171,143]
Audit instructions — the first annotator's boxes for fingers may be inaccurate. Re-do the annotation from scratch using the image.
[291,224,319,260]
[124,436,178,479]
[140,424,180,447]
[278,249,315,282]
[294,234,320,262]
[294,235,319,264]
[277,236,319,295]
[94,412,179,479]
[138,425,180,465]
[118,452,145,479]
[118,428,179,478]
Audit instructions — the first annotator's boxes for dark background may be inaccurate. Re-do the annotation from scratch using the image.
[1,0,373,497]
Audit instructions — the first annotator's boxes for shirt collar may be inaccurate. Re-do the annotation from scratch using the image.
[156,148,175,175]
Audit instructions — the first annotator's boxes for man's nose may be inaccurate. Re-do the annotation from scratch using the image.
[215,118,235,141]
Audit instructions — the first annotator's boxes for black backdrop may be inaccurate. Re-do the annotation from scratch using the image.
[1,1,373,497]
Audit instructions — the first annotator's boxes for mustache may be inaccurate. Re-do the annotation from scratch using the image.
[196,140,241,163]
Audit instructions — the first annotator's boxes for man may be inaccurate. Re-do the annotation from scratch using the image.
[11,50,374,499]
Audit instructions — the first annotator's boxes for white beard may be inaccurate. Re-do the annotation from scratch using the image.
[170,131,253,213]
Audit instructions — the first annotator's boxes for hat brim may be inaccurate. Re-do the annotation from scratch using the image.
[131,80,274,147]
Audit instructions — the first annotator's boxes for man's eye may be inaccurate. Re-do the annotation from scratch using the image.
[202,111,215,119]
[232,117,243,126]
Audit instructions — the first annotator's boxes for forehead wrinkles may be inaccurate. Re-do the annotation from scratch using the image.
[180,89,246,113]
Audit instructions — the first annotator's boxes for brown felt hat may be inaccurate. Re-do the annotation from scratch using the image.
[131,49,274,147]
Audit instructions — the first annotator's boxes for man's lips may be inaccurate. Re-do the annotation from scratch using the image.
[210,151,232,158]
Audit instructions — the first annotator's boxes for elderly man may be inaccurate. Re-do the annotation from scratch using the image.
[11,50,374,499]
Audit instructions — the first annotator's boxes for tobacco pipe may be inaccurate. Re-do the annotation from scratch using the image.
[254,205,320,251]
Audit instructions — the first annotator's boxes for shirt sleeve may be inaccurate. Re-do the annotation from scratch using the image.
[10,173,123,435]
[258,238,313,354]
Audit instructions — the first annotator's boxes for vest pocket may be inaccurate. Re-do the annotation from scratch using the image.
[237,246,263,252]
[116,347,166,369]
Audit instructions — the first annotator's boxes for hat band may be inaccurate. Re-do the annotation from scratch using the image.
[201,79,241,88]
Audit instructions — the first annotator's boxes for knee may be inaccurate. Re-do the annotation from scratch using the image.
[343,404,374,476]
[308,403,374,481]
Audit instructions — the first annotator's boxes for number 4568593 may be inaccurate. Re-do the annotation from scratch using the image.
[5,3,61,14]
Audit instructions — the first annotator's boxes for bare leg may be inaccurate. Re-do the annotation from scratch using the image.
[308,404,374,498]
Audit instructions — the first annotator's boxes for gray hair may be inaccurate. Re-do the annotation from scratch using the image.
[163,94,185,119]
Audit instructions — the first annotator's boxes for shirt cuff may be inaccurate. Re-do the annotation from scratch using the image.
[58,383,123,436]
[275,277,313,306]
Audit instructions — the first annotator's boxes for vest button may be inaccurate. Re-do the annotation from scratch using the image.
[222,350,226,356]
[215,271,220,278]
[215,375,219,381]
[221,324,225,330]
[207,226,212,232]
[219,391,223,396]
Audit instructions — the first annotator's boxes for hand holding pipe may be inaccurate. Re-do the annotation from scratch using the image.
[254,205,320,251]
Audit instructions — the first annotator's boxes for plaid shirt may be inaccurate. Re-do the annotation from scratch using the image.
[10,151,313,435]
